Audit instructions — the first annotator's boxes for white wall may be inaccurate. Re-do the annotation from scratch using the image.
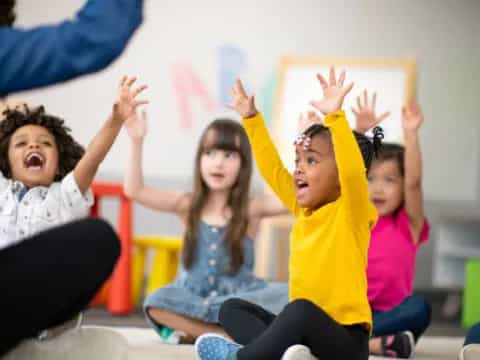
[11,0,480,288]
[13,0,480,204]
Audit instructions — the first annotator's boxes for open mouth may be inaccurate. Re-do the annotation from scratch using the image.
[24,152,45,171]
[295,179,309,196]
[372,198,386,207]
[210,172,225,180]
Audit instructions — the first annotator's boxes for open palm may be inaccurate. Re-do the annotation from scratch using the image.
[402,101,423,131]
[352,90,390,134]
[227,79,257,118]
[113,76,148,124]
[310,67,354,115]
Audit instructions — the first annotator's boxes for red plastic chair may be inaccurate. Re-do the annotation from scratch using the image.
[90,182,133,314]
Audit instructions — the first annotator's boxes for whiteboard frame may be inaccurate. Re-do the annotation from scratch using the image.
[271,56,416,166]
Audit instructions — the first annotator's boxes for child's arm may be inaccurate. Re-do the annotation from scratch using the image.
[123,109,191,217]
[73,76,148,194]
[249,192,289,219]
[310,67,372,222]
[352,90,390,134]
[402,101,425,243]
[228,80,299,215]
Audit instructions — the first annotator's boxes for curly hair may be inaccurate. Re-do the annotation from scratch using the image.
[0,105,84,181]
[302,124,384,172]
[0,0,15,27]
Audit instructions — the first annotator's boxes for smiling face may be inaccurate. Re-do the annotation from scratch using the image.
[7,125,59,188]
[294,132,340,210]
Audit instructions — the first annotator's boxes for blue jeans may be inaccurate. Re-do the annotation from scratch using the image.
[372,295,432,341]
[465,323,480,345]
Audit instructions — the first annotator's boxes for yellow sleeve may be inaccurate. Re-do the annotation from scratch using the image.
[323,110,373,224]
[242,113,299,216]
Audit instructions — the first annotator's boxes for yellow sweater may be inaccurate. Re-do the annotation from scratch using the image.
[243,111,377,331]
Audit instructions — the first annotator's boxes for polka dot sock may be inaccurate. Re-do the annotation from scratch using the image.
[195,334,241,360]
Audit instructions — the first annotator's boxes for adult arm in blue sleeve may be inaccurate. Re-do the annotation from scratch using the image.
[0,0,143,96]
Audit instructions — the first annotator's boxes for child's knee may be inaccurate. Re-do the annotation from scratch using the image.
[409,295,432,320]
[219,298,246,324]
[146,306,169,323]
[285,298,319,318]
[84,218,120,271]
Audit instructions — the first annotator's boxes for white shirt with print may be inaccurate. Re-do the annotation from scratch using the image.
[0,171,94,250]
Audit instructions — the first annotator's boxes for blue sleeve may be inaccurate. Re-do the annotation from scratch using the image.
[0,0,143,96]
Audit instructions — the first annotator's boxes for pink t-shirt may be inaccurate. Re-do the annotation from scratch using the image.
[367,207,430,312]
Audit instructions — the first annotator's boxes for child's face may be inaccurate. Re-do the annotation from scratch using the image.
[200,131,241,192]
[8,125,59,188]
[368,159,404,216]
[294,134,340,210]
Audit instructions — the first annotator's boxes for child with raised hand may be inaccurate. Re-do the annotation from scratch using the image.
[0,75,147,342]
[353,91,431,358]
[123,108,289,343]
[194,67,381,360]
[0,75,147,248]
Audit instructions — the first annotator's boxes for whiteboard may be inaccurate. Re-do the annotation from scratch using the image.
[272,57,416,170]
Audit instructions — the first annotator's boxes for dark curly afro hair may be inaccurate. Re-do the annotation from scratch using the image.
[0,105,84,182]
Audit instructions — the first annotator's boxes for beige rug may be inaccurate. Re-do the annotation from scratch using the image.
[5,326,465,360]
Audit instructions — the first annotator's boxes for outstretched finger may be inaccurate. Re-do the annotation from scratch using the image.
[378,111,390,122]
[343,82,354,97]
[235,79,248,98]
[126,77,137,87]
[364,90,369,108]
[351,107,359,117]
[329,66,336,86]
[338,69,346,87]
[119,75,128,87]
[316,73,329,91]
[248,95,256,110]
[134,99,149,107]
[372,92,377,110]
[132,84,148,98]
[357,95,362,110]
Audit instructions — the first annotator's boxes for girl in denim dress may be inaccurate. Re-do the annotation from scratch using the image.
[124,111,289,343]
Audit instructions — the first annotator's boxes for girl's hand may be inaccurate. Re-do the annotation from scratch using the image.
[310,66,354,115]
[112,76,148,125]
[227,79,258,118]
[125,109,148,143]
[402,101,423,132]
[352,90,390,134]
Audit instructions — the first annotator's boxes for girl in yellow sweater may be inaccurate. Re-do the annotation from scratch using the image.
[195,67,382,360]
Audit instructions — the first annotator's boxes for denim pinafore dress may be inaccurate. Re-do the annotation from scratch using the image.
[144,222,288,332]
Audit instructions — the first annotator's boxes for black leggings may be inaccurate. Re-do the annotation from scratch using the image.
[0,218,120,356]
[219,298,369,360]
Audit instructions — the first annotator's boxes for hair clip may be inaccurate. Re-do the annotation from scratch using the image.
[303,137,311,150]
[294,133,307,146]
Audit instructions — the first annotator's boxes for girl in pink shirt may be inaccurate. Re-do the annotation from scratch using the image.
[353,93,431,359]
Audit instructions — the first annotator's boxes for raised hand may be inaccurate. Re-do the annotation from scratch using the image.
[310,66,354,115]
[113,76,148,124]
[402,101,423,132]
[125,109,148,143]
[227,79,258,118]
[352,90,390,134]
